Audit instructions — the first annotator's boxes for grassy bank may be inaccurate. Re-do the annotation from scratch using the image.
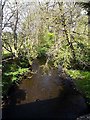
[67,69,90,104]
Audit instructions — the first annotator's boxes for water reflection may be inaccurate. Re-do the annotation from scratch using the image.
[2,59,88,119]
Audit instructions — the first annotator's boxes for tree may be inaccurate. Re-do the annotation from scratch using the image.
[0,0,3,62]
[2,0,89,69]
[2,0,26,57]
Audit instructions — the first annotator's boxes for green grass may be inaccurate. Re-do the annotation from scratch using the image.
[67,69,90,102]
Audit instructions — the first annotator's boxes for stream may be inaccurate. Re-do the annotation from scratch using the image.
[2,59,88,120]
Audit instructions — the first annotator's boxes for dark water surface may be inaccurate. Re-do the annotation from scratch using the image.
[2,59,88,120]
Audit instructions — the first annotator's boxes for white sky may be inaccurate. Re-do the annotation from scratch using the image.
[2,0,88,32]
[3,0,90,3]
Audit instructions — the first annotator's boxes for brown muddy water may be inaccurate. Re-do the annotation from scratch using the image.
[2,59,88,120]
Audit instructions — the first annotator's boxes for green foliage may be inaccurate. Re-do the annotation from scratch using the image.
[37,31,54,58]
[2,32,13,46]
[2,60,29,96]
[2,50,12,59]
[53,45,72,68]
[44,32,54,43]
[37,46,48,57]
[2,2,90,101]
[4,68,28,82]
[67,70,90,104]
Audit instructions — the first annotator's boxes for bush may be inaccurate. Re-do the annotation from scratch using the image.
[67,69,90,104]
[2,59,29,96]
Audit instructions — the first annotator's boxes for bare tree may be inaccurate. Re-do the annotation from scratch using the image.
[2,0,21,56]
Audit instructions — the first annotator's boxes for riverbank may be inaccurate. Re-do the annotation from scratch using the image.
[2,59,89,119]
